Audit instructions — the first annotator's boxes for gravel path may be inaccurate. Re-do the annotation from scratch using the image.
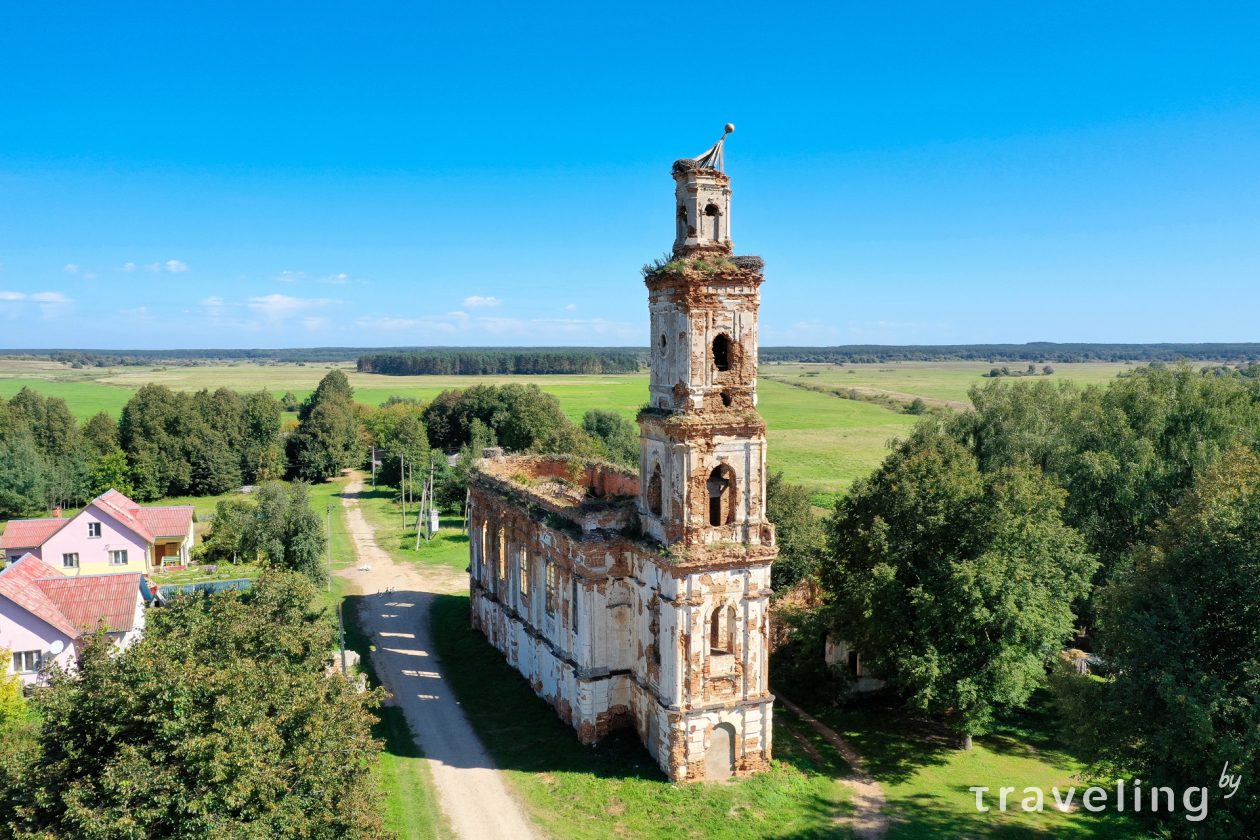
[774,690,889,839]
[336,472,536,840]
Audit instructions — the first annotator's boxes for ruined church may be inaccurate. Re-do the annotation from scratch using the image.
[467,127,777,782]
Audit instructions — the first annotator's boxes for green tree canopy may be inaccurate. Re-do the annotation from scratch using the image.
[288,372,359,482]
[1053,445,1260,838]
[821,424,1097,745]
[0,572,388,839]
[581,408,639,467]
[766,471,826,591]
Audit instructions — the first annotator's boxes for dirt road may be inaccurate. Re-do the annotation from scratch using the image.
[336,472,536,840]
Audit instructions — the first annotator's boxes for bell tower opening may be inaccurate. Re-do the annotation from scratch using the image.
[712,334,731,371]
[647,464,663,517]
[707,465,736,526]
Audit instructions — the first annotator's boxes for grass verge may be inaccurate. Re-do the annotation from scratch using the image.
[786,691,1141,839]
[430,592,856,840]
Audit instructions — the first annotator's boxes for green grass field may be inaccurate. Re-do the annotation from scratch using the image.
[0,357,1139,496]
[787,692,1140,839]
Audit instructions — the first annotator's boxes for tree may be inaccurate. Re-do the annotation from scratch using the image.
[581,408,639,467]
[0,434,48,517]
[198,497,260,564]
[289,372,359,482]
[253,482,328,583]
[1052,446,1260,838]
[421,384,570,453]
[281,391,299,412]
[240,390,285,482]
[80,411,119,456]
[87,451,136,499]
[905,397,926,415]
[766,471,826,590]
[0,573,389,839]
[821,424,1096,748]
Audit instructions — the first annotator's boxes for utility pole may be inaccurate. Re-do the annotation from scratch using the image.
[463,487,470,535]
[326,503,332,593]
[400,452,406,529]
[371,447,377,489]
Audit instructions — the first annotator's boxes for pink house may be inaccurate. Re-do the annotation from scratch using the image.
[0,554,148,684]
[0,489,195,576]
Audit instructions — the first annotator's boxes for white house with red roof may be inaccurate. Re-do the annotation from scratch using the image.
[0,554,147,684]
[0,489,195,575]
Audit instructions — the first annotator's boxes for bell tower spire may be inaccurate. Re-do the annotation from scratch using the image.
[637,126,774,550]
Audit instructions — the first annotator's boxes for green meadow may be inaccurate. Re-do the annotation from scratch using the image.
[0,357,1139,496]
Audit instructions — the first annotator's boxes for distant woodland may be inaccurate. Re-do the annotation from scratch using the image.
[357,351,641,376]
[3,342,1258,367]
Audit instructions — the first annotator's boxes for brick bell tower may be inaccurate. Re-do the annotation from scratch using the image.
[639,125,775,551]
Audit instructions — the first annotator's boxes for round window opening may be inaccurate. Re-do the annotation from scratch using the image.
[659,334,667,354]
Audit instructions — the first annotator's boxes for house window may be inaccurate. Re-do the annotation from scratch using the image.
[12,651,41,674]
[571,578,579,634]
[87,522,101,538]
[545,561,556,616]
[62,553,79,569]
[110,549,128,566]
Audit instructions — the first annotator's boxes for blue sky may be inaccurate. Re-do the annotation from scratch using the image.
[1,2,1258,349]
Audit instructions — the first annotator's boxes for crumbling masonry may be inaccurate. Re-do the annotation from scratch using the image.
[468,134,777,782]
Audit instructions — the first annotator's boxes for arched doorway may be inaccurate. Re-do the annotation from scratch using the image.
[705,722,736,781]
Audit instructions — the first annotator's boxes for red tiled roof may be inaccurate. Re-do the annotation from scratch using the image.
[136,506,195,538]
[92,489,154,543]
[35,573,142,634]
[0,555,78,637]
[0,518,70,550]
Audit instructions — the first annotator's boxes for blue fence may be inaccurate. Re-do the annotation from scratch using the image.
[157,579,254,600]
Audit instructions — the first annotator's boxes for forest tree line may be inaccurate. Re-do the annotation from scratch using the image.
[760,342,1260,364]
[357,350,641,376]
[769,363,1260,838]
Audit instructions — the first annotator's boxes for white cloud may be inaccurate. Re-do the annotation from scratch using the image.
[123,305,154,321]
[121,262,136,272]
[1,291,71,303]
[462,295,502,308]
[355,310,636,340]
[63,264,79,273]
[276,270,306,282]
[165,260,189,273]
[247,294,334,324]
[143,262,162,272]
[565,303,576,310]
[302,317,330,330]
[319,273,348,284]
[84,272,98,280]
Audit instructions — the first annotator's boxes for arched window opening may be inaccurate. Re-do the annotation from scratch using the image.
[720,391,733,407]
[497,528,506,579]
[647,464,663,516]
[707,465,736,526]
[545,561,556,616]
[704,203,720,241]
[648,597,662,665]
[848,650,861,677]
[519,545,529,597]
[478,521,488,576]
[676,203,689,240]
[712,334,731,372]
[710,605,736,654]
[659,333,667,355]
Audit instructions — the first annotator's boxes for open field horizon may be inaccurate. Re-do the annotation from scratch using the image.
[0,358,1148,494]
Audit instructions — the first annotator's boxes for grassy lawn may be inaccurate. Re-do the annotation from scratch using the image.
[784,691,1140,839]
[430,592,857,840]
[763,361,1136,406]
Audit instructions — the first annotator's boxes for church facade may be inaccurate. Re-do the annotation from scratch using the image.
[467,130,778,782]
